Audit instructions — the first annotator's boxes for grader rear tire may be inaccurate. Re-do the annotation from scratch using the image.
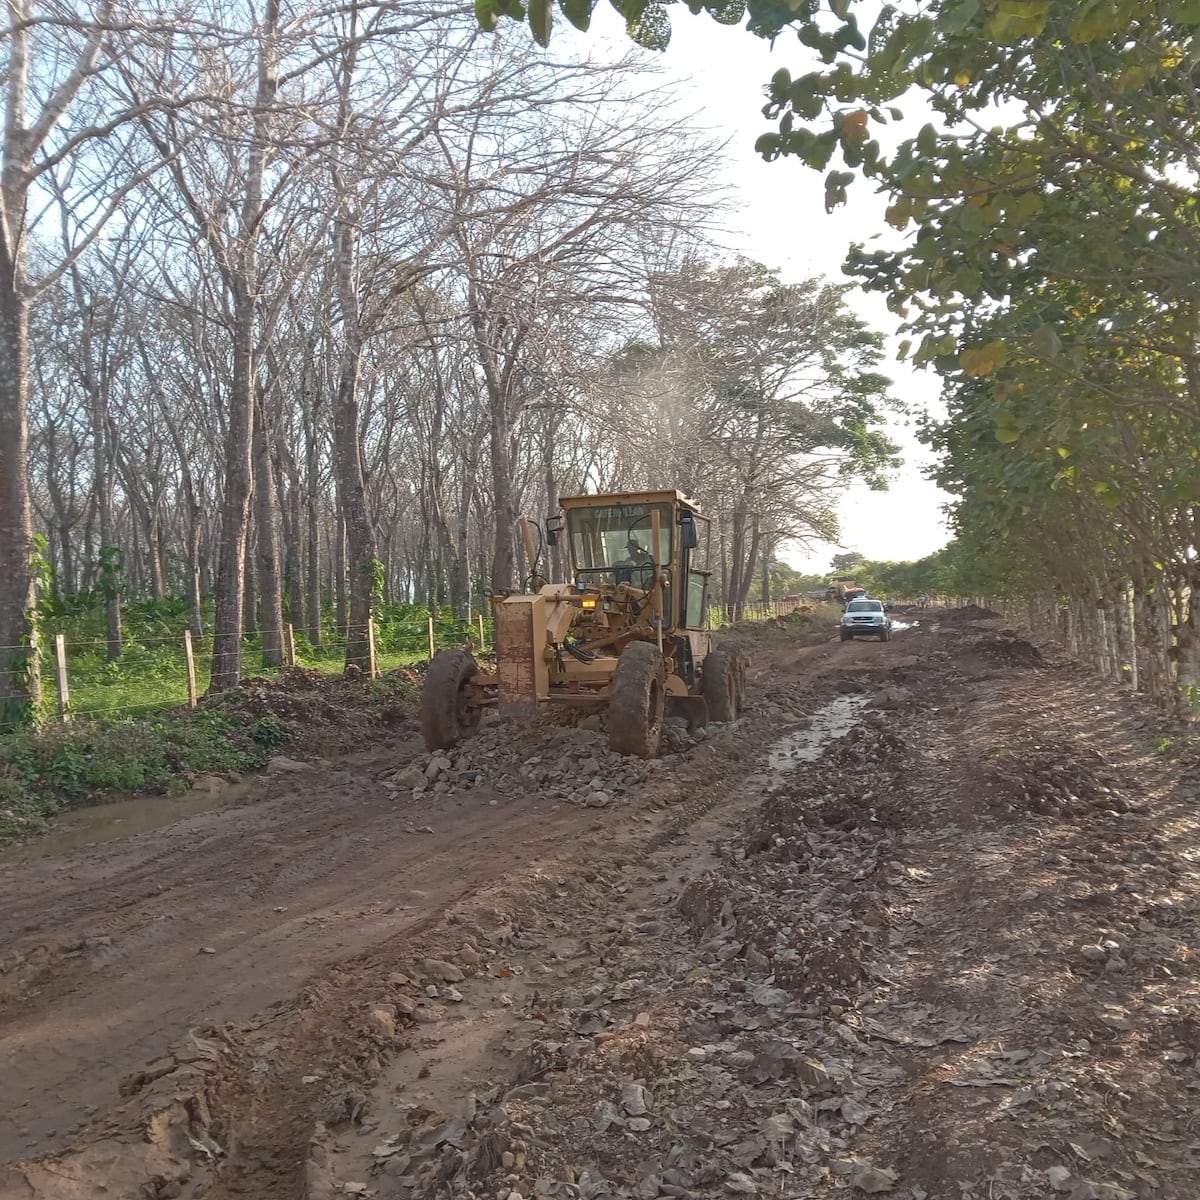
[421,649,482,752]
[608,641,666,759]
[702,649,738,723]
[733,650,748,713]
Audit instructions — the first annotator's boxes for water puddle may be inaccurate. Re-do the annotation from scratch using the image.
[0,780,255,865]
[768,695,869,771]
[891,619,913,632]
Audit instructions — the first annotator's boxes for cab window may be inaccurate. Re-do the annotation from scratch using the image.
[567,503,671,586]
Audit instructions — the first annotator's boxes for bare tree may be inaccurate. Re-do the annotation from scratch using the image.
[12,8,902,682]
[0,0,154,716]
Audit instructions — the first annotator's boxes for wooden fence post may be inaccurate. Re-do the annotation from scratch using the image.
[477,613,485,650]
[284,623,296,667]
[183,629,198,708]
[427,615,435,661]
[53,633,70,722]
[367,616,378,679]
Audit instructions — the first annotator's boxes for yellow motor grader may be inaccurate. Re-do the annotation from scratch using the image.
[420,490,746,758]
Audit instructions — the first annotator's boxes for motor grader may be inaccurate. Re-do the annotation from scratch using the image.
[420,490,746,758]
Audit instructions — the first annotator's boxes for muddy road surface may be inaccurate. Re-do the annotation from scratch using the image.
[4,611,1200,1200]
[0,758,622,1159]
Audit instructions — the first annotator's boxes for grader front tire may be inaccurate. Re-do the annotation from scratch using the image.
[421,649,482,752]
[608,641,666,759]
[702,649,738,723]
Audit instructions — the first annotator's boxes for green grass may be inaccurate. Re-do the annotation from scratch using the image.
[64,642,207,718]
[50,599,823,724]
[37,595,491,720]
[55,629,464,721]
[0,596,454,841]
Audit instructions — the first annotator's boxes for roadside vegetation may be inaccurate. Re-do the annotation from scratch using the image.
[0,707,289,842]
[0,668,421,844]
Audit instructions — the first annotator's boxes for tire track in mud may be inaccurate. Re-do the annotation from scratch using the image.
[187,672,900,1198]
[191,742,813,1199]
[0,763,621,1162]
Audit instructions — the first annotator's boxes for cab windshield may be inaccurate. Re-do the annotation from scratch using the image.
[567,503,671,580]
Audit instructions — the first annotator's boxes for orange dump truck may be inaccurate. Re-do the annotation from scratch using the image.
[825,576,865,605]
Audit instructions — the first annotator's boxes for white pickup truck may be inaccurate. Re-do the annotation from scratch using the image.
[840,598,892,642]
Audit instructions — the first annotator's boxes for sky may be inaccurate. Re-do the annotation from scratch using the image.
[566,6,954,575]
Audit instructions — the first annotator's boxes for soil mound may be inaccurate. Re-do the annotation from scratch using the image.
[941,603,1001,622]
[223,666,418,741]
[984,736,1128,818]
[967,632,1044,668]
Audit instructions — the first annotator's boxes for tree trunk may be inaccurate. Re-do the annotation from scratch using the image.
[326,22,379,672]
[303,366,323,648]
[1091,594,1108,676]
[306,505,322,647]
[95,430,122,663]
[280,453,304,628]
[0,277,39,722]
[727,503,746,622]
[542,418,563,584]
[81,499,96,591]
[1174,578,1200,693]
[1114,583,1136,689]
[332,340,376,671]
[467,288,518,593]
[210,314,255,684]
[1132,573,1173,709]
[1099,593,1119,680]
[1132,584,1151,694]
[243,531,258,637]
[211,380,254,690]
[489,408,516,592]
[186,518,203,638]
[718,520,729,621]
[208,0,279,694]
[735,516,761,617]
[252,391,284,667]
[334,513,348,638]
[453,482,472,621]
[58,523,76,596]
[148,512,166,600]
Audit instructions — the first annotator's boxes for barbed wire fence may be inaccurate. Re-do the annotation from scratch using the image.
[12,611,499,724]
[17,595,855,725]
[713,598,818,626]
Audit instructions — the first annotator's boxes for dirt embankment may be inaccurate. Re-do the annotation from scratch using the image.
[4,611,1200,1200]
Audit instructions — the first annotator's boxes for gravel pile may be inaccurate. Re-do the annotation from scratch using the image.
[984,737,1130,818]
[385,719,700,808]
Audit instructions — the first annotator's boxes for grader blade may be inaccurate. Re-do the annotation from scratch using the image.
[494,593,548,716]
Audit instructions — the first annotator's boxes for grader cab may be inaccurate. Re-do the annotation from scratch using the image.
[420,490,746,758]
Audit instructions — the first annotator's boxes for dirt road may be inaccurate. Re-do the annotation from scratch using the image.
[4,612,1199,1200]
[0,733,651,1158]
